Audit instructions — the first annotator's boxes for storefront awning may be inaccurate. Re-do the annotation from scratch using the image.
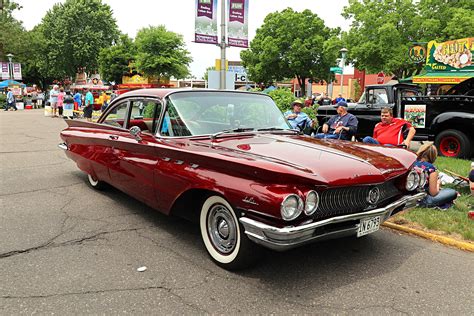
[412,71,474,84]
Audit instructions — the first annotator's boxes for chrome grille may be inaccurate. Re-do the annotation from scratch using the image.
[314,180,401,220]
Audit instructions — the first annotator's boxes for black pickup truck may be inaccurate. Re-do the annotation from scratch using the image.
[316,78,474,158]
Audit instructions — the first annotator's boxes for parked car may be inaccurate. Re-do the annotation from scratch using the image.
[316,79,474,158]
[59,89,425,270]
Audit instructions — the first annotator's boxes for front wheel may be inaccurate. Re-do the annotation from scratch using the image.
[200,195,260,270]
[435,129,471,159]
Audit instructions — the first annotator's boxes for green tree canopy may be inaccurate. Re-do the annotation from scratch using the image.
[98,34,136,83]
[240,8,340,96]
[40,0,119,78]
[134,25,192,79]
[342,0,474,78]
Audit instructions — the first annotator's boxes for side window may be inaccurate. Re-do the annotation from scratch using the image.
[367,88,388,106]
[102,102,128,128]
[160,99,191,137]
[129,99,161,134]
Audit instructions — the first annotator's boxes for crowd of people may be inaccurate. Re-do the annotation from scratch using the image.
[284,98,464,209]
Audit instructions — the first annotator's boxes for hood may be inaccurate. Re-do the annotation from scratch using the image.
[194,134,416,186]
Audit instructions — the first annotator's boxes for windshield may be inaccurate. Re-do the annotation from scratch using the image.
[161,91,291,136]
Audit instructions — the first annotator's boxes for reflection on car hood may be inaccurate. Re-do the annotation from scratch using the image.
[194,134,415,186]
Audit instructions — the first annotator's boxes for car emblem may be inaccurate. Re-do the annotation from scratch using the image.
[243,196,259,205]
[367,187,380,205]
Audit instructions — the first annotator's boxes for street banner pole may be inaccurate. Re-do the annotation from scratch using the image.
[220,0,226,90]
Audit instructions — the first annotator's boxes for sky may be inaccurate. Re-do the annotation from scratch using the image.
[13,0,351,78]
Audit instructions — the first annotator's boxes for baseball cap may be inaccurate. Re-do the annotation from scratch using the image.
[336,100,348,108]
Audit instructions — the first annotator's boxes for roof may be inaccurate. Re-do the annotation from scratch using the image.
[412,71,474,84]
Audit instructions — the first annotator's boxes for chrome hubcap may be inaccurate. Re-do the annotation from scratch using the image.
[207,204,237,254]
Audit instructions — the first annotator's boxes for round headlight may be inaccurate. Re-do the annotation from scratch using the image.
[405,170,420,191]
[281,194,303,221]
[304,190,319,215]
[418,171,427,189]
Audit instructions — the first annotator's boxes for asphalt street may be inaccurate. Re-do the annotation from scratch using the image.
[1,110,473,314]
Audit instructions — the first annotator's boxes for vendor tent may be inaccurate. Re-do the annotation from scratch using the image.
[0,79,26,88]
[412,71,474,84]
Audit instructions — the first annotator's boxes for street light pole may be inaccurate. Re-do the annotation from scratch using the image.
[219,0,226,90]
[6,53,14,81]
[339,48,347,97]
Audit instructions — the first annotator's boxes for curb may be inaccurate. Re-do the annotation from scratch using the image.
[382,222,474,252]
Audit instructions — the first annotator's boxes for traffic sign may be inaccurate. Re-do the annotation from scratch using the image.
[330,67,342,74]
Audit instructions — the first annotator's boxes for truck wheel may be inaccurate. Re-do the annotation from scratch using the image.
[435,130,471,159]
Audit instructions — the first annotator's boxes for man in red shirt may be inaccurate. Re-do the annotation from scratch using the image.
[363,107,416,148]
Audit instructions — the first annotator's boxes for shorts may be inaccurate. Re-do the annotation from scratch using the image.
[51,102,57,109]
[83,106,93,118]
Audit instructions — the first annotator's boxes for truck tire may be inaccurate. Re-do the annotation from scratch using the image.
[435,129,471,159]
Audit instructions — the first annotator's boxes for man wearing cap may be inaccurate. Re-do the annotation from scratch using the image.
[284,100,316,132]
[315,101,358,140]
[362,107,416,147]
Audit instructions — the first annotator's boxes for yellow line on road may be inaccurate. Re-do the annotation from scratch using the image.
[382,222,474,252]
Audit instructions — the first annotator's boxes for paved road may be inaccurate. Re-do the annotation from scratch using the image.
[1,110,473,314]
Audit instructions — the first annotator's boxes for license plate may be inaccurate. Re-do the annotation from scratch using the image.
[357,216,381,237]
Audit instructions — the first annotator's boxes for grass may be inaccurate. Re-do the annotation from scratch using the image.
[391,156,474,242]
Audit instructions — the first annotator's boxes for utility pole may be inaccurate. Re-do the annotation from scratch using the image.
[219,0,226,90]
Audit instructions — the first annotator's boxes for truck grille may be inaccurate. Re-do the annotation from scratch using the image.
[314,180,401,220]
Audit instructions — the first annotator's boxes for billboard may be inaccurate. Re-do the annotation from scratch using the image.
[227,0,249,48]
[425,37,473,71]
[195,0,218,44]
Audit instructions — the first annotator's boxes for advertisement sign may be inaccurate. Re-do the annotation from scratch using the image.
[227,0,249,48]
[63,103,74,117]
[195,0,218,44]
[1,62,9,80]
[13,63,22,80]
[404,104,426,128]
[425,37,474,71]
[408,45,426,63]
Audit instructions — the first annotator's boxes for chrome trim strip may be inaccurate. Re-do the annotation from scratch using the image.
[58,143,68,151]
[239,192,425,251]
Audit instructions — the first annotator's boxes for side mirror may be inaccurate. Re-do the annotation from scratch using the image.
[129,126,142,141]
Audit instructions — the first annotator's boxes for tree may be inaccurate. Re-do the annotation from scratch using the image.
[134,25,192,79]
[39,0,119,78]
[203,66,215,81]
[342,0,474,78]
[240,8,339,96]
[98,34,136,83]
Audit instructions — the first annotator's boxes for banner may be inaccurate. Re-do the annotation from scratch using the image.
[1,62,9,80]
[195,0,218,44]
[13,63,22,80]
[227,0,248,48]
[425,37,474,71]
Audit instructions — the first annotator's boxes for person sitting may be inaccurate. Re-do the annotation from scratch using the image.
[318,93,332,106]
[362,107,416,148]
[335,94,346,103]
[284,100,316,132]
[415,144,458,209]
[314,101,358,140]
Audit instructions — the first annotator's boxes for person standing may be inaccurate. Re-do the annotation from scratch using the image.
[73,89,82,112]
[49,85,60,117]
[57,87,65,117]
[283,100,316,132]
[4,88,18,111]
[314,101,358,140]
[83,88,94,122]
[318,93,332,106]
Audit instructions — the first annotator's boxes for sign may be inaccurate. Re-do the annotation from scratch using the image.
[408,45,426,63]
[208,70,235,90]
[330,67,342,74]
[227,0,249,48]
[404,104,426,128]
[195,0,218,44]
[13,63,22,80]
[377,72,384,84]
[1,62,9,80]
[63,103,74,117]
[425,37,474,71]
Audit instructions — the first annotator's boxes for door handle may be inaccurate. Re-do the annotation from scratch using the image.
[109,135,119,140]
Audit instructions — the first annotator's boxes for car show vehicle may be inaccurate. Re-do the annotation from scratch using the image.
[317,78,474,158]
[59,89,425,269]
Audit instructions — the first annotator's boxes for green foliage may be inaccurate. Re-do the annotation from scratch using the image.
[143,102,155,119]
[98,34,136,83]
[241,8,340,96]
[342,0,474,78]
[0,93,6,109]
[134,25,192,79]
[268,88,296,113]
[39,0,119,78]
[203,66,215,81]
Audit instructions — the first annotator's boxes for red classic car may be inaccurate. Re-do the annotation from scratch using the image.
[59,89,426,270]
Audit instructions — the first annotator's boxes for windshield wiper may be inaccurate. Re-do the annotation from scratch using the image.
[210,127,255,140]
[257,127,300,133]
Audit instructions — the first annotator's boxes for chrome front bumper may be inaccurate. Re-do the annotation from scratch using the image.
[58,142,68,150]
[239,192,426,251]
